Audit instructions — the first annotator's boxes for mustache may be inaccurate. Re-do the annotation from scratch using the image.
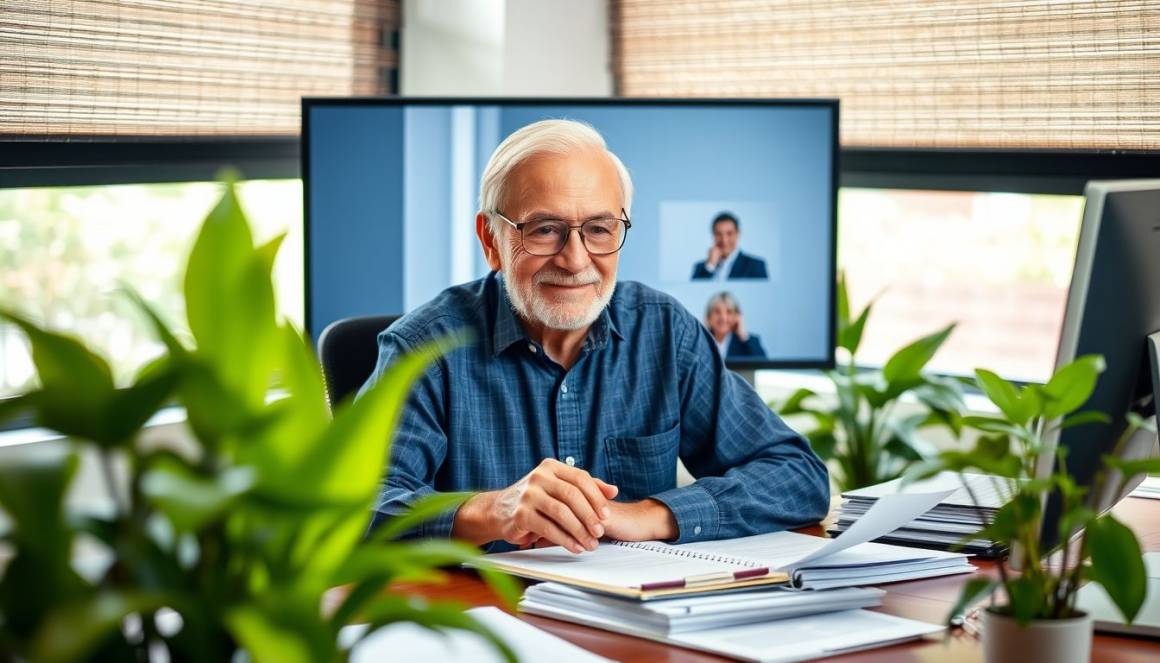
[534,267,601,287]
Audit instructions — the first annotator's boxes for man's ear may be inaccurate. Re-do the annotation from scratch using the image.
[476,212,503,271]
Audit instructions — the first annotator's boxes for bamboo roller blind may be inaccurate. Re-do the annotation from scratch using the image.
[0,0,399,136]
[612,1,1160,150]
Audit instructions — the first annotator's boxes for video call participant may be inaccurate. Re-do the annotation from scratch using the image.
[691,212,769,280]
[362,119,828,553]
[705,291,767,359]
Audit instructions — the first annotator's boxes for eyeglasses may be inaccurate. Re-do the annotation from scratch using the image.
[494,209,632,257]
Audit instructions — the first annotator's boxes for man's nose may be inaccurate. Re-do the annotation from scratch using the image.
[553,228,591,271]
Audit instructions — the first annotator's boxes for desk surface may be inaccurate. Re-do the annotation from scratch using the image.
[390,497,1160,662]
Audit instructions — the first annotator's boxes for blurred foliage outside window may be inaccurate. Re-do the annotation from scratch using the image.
[838,188,1084,383]
[0,180,303,399]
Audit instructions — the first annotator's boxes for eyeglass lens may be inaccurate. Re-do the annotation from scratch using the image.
[521,218,627,256]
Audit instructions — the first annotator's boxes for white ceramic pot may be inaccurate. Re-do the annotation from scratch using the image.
[982,608,1092,663]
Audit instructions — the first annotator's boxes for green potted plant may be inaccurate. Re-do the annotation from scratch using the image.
[777,273,965,490]
[916,355,1157,663]
[0,178,517,662]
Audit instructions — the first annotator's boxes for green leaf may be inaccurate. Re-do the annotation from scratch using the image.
[912,380,966,415]
[1041,354,1106,418]
[183,180,280,415]
[334,540,478,585]
[30,592,168,663]
[226,603,321,663]
[0,446,78,552]
[99,362,180,444]
[140,458,255,531]
[1059,410,1112,430]
[270,334,466,506]
[1086,514,1147,623]
[946,578,998,626]
[0,310,114,395]
[837,271,851,329]
[1103,456,1160,479]
[0,448,86,640]
[975,369,1021,418]
[974,369,1038,425]
[882,323,955,384]
[121,286,187,358]
[840,306,872,358]
[372,492,474,542]
[1005,575,1046,625]
[776,387,818,416]
[806,430,838,461]
[1127,411,1158,434]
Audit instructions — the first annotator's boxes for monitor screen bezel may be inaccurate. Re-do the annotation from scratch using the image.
[301,96,839,371]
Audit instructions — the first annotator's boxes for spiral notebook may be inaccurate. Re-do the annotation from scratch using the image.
[479,489,971,600]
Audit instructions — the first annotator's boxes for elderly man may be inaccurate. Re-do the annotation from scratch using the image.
[364,119,828,553]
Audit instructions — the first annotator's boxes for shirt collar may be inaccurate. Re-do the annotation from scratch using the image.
[490,273,624,357]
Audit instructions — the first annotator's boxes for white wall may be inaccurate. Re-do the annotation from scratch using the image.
[401,0,611,97]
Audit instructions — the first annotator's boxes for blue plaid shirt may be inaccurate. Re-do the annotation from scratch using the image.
[364,272,829,550]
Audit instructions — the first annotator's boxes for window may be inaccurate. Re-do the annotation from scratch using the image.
[2,1,400,136]
[612,0,1160,150]
[838,188,1084,382]
[0,180,303,399]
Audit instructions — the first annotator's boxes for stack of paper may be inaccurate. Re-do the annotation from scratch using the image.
[480,489,975,596]
[520,598,943,663]
[1130,476,1160,500]
[829,472,1008,557]
[521,582,884,634]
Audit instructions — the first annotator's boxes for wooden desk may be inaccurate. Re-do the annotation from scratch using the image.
[391,497,1160,662]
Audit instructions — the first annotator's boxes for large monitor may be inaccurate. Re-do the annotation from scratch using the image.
[302,98,838,370]
[1039,179,1160,548]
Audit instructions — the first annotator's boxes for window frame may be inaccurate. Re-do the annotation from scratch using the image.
[0,137,300,188]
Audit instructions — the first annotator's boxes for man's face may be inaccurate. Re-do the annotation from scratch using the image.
[490,148,623,331]
[713,220,739,257]
[706,301,737,339]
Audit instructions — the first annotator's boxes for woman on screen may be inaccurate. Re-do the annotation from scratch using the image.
[704,291,767,359]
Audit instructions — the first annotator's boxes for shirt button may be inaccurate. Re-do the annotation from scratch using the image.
[528,344,537,353]
[694,525,702,536]
[565,456,576,466]
[561,383,569,394]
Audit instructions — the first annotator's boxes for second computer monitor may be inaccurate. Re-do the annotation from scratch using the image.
[1039,179,1160,549]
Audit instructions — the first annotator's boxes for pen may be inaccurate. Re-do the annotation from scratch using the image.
[640,567,774,591]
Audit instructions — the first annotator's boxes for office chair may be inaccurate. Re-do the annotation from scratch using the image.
[318,314,400,408]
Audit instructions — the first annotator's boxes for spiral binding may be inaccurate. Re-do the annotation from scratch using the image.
[610,540,760,568]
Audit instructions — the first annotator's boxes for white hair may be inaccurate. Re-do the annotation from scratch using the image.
[478,119,634,235]
[705,291,741,318]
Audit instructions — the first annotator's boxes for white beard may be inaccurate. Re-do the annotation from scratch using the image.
[502,260,616,331]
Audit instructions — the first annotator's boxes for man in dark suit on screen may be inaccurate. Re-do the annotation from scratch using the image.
[691,211,768,280]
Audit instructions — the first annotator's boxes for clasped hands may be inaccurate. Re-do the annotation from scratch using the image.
[452,458,677,553]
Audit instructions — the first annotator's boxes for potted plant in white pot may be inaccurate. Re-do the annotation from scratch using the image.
[913,354,1157,663]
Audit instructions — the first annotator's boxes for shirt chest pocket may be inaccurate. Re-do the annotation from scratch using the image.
[602,423,681,500]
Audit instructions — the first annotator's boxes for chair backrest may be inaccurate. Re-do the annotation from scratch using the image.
[318,314,400,408]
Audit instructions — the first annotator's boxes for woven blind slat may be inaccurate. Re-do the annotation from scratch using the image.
[612,0,1160,149]
[0,0,399,136]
